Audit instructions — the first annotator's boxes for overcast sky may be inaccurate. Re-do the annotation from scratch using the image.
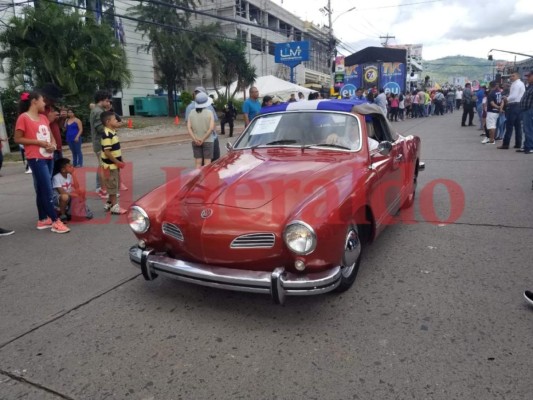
[272,0,533,61]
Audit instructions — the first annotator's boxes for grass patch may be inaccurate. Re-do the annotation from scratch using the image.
[128,116,176,129]
[3,152,22,162]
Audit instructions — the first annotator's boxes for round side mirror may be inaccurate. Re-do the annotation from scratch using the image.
[377,141,392,156]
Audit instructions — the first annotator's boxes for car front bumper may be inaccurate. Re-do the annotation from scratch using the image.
[129,246,341,304]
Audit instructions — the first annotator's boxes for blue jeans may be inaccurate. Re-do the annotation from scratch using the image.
[496,114,506,139]
[476,103,483,129]
[28,158,58,221]
[502,104,522,148]
[67,139,83,167]
[447,100,454,113]
[523,109,533,151]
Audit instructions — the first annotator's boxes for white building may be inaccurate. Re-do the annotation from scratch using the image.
[191,0,332,90]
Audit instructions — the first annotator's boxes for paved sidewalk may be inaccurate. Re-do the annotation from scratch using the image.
[65,118,247,156]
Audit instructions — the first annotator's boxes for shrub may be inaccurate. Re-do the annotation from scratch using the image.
[0,87,19,151]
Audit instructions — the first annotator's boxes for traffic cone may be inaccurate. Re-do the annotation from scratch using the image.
[174,116,180,125]
[127,118,133,129]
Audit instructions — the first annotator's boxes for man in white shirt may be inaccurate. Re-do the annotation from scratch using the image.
[498,72,526,149]
[455,87,463,110]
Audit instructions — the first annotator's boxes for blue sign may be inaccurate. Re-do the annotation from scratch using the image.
[275,41,310,68]
[340,84,357,98]
[383,82,401,95]
[380,62,405,94]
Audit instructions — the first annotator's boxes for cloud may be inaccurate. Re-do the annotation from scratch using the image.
[446,11,533,40]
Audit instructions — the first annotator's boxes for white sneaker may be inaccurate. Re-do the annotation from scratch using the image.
[25,168,32,174]
[110,203,127,215]
[481,138,489,144]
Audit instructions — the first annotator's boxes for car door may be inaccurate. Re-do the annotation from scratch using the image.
[367,114,403,229]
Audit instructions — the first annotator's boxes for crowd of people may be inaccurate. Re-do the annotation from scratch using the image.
[472,71,533,152]
[0,86,129,236]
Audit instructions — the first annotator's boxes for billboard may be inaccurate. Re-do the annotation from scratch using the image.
[274,41,310,68]
[344,64,362,89]
[362,64,379,90]
[380,62,405,94]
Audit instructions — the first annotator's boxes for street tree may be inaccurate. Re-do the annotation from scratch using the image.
[211,40,257,100]
[130,0,221,116]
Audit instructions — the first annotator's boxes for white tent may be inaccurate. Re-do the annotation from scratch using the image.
[219,75,318,101]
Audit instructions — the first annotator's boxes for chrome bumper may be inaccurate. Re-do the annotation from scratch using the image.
[129,246,341,304]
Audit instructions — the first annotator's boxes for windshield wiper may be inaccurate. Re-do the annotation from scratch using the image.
[302,143,351,150]
[264,140,298,145]
[250,139,297,150]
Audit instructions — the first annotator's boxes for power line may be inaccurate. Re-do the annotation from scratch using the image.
[358,0,444,10]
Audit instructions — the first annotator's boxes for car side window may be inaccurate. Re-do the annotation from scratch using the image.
[371,114,393,142]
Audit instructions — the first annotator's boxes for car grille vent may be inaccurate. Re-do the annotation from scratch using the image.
[162,222,184,242]
[231,233,275,249]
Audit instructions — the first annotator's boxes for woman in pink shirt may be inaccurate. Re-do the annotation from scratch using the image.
[14,92,70,233]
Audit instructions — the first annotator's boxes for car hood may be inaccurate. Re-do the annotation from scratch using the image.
[180,148,355,209]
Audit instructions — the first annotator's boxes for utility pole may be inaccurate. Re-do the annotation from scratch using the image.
[380,33,395,46]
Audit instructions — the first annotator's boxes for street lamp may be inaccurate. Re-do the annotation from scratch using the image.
[487,49,533,60]
[320,2,357,62]
[332,6,356,24]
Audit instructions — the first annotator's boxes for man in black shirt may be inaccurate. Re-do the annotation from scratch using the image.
[461,83,475,126]
[483,82,503,144]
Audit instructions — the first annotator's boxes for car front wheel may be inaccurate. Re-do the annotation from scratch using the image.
[335,225,362,293]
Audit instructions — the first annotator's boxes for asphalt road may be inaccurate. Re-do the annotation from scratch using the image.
[1,111,532,400]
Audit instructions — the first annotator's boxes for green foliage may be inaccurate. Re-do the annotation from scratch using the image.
[211,40,257,100]
[130,1,221,117]
[232,99,244,115]
[0,3,131,104]
[0,88,19,145]
[212,97,226,112]
[180,91,193,110]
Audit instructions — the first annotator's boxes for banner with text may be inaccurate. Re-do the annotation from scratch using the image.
[362,64,380,91]
[344,64,362,89]
[380,62,405,95]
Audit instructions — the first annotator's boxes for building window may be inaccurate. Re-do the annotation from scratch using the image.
[236,29,247,44]
[268,41,275,56]
[251,34,263,52]
[235,0,245,18]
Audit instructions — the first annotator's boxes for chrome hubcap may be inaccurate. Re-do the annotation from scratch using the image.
[341,228,361,278]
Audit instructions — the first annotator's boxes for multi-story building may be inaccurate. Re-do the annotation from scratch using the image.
[191,0,333,90]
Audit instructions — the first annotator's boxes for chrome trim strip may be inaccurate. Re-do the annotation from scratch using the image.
[129,246,341,302]
[230,233,275,249]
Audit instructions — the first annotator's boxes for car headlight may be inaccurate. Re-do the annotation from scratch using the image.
[283,221,317,255]
[128,206,150,234]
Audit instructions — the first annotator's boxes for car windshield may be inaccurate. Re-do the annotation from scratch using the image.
[233,111,362,151]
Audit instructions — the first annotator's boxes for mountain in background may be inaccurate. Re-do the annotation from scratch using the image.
[423,55,499,84]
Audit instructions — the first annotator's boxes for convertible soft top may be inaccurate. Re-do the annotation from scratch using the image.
[260,99,386,117]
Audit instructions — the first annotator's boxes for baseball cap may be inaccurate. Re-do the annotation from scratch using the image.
[194,86,207,94]
[525,71,533,76]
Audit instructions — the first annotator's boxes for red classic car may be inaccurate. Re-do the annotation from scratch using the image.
[128,99,421,304]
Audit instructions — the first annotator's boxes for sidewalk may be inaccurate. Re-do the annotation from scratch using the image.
[70,118,247,155]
